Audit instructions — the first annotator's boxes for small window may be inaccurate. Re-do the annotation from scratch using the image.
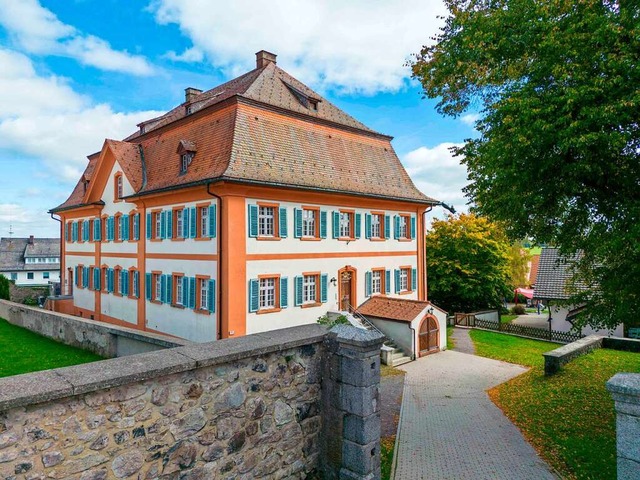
[43,272,50,279]
[180,153,194,174]
[398,216,409,239]
[259,206,275,237]
[154,211,162,239]
[199,206,209,238]
[371,214,382,239]
[302,209,317,237]
[371,270,382,295]
[154,273,162,302]
[199,278,209,310]
[303,274,318,304]
[399,269,408,292]
[27,272,34,280]
[186,105,193,115]
[115,174,123,200]
[339,212,352,238]
[309,99,318,111]
[175,275,184,306]
[174,209,184,239]
[10,273,17,281]
[259,277,277,310]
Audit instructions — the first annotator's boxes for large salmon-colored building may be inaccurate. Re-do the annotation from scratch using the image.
[50,51,442,350]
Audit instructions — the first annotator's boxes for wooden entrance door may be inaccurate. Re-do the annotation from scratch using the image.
[419,316,439,356]
[338,267,356,312]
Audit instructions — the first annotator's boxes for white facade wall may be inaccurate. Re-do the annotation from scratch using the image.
[1,270,60,286]
[549,304,624,338]
[245,198,420,335]
[410,306,448,354]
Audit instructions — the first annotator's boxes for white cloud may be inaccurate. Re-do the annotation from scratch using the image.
[0,203,55,238]
[164,46,204,63]
[461,113,480,127]
[0,0,154,75]
[0,49,162,183]
[401,143,469,215]
[149,0,448,94]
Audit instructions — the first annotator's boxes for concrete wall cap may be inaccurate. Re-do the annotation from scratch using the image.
[606,373,640,396]
[329,324,385,348]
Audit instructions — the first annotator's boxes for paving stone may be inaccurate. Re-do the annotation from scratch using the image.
[392,350,558,479]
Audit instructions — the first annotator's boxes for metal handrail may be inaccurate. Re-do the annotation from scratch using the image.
[347,304,386,338]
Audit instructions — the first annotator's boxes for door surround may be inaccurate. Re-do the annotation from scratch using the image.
[418,314,440,357]
[338,265,357,312]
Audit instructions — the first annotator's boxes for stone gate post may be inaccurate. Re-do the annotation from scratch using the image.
[606,373,640,479]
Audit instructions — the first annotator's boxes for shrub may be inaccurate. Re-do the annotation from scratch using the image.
[0,276,9,301]
[317,314,349,328]
[510,304,526,315]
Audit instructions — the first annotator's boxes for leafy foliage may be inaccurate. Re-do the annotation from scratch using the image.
[0,276,9,301]
[317,314,349,328]
[510,304,525,315]
[508,243,531,288]
[410,0,640,330]
[426,213,511,312]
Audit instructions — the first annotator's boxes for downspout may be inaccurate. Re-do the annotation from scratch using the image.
[207,183,223,340]
[422,205,433,300]
[50,213,62,297]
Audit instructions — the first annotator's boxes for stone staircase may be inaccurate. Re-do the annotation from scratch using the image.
[327,310,412,367]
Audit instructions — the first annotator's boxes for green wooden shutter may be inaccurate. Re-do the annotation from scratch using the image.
[125,215,131,241]
[166,274,172,304]
[320,211,327,238]
[394,216,400,239]
[411,216,416,239]
[355,213,362,239]
[332,212,339,238]
[182,208,189,238]
[248,279,259,312]
[159,275,166,303]
[189,207,197,238]
[208,205,216,238]
[385,270,391,294]
[412,268,417,291]
[189,277,196,308]
[83,220,89,241]
[133,214,139,240]
[146,213,152,239]
[107,269,114,293]
[365,271,372,297]
[134,271,139,298]
[279,207,287,238]
[208,279,216,313]
[384,215,391,239]
[280,277,288,308]
[294,208,303,238]
[320,274,328,303]
[248,205,258,238]
[160,211,166,239]
[166,211,172,239]
[65,223,69,242]
[72,222,77,242]
[394,269,400,294]
[146,273,152,300]
[294,276,303,306]
[182,277,189,306]
[94,218,101,241]
[365,214,371,239]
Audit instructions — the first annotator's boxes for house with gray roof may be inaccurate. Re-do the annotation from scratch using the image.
[533,248,623,337]
[0,236,60,287]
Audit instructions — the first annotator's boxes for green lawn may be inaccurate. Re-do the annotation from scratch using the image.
[470,329,640,480]
[446,326,455,349]
[0,318,103,378]
[500,314,517,324]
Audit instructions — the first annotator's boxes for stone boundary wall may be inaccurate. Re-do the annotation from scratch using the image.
[0,324,385,479]
[0,300,188,358]
[543,335,640,375]
[606,373,640,479]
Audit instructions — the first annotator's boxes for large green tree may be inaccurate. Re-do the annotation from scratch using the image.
[411,0,640,329]
[426,213,512,312]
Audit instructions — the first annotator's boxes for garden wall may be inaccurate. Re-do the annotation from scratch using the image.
[0,300,188,357]
[0,323,384,479]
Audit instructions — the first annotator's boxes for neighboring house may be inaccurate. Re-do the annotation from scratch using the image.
[533,248,623,337]
[48,50,445,350]
[0,236,61,287]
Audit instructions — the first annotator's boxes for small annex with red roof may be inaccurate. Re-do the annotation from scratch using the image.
[49,51,443,345]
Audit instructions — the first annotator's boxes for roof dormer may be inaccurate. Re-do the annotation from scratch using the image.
[177,140,197,175]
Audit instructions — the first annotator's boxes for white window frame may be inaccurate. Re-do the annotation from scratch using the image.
[258,206,275,237]
[259,277,276,310]
[154,274,161,301]
[399,216,409,239]
[200,278,208,310]
[303,275,318,304]
[175,276,183,305]
[302,209,316,237]
[181,153,193,174]
[131,270,138,297]
[200,206,209,237]
[399,269,409,292]
[371,214,382,238]
[154,212,162,239]
[371,270,382,295]
[175,210,183,239]
[116,175,123,199]
[339,212,352,238]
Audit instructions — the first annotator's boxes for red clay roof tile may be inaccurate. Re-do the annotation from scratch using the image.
[357,296,432,322]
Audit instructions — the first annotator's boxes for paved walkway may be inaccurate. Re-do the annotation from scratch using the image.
[391,351,557,479]
[513,313,549,329]
[449,326,475,354]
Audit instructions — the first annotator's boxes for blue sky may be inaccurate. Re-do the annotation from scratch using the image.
[0,0,474,239]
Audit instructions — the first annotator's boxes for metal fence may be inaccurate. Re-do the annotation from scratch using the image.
[474,318,583,344]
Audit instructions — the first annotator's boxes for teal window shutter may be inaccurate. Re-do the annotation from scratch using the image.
[384,215,391,239]
[279,207,287,238]
[332,212,339,238]
[65,223,69,241]
[166,211,172,239]
[146,213,152,239]
[280,277,288,308]
[107,217,113,241]
[182,208,189,238]
[75,266,79,286]
[160,211,166,239]
[412,268,417,291]
[248,279,259,312]
[294,276,303,306]
[365,214,371,239]
[124,215,130,241]
[385,270,391,294]
[208,279,216,313]
[320,211,327,238]
[134,271,139,298]
[146,273,152,300]
[182,276,189,306]
[108,269,114,293]
[355,213,361,239]
[133,214,139,240]
[394,216,400,239]
[72,222,77,242]
[294,208,302,238]
[248,205,258,238]
[189,207,197,238]
[365,271,372,297]
[83,220,89,241]
[160,275,166,303]
[189,277,196,308]
[411,216,416,239]
[94,218,101,241]
[320,274,328,303]
[208,205,216,238]
[394,269,400,294]
[166,274,172,304]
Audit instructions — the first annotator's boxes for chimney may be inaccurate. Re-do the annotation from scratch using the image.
[28,235,34,245]
[256,50,277,69]
[185,87,203,103]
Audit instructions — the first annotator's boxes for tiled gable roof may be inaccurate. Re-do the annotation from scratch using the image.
[357,297,432,322]
[24,238,60,257]
[53,53,439,212]
[533,248,586,300]
[0,238,60,271]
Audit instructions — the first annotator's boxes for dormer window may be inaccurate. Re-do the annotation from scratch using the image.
[186,105,193,115]
[309,99,318,111]
[180,153,194,174]
[140,125,146,134]
[114,172,123,201]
